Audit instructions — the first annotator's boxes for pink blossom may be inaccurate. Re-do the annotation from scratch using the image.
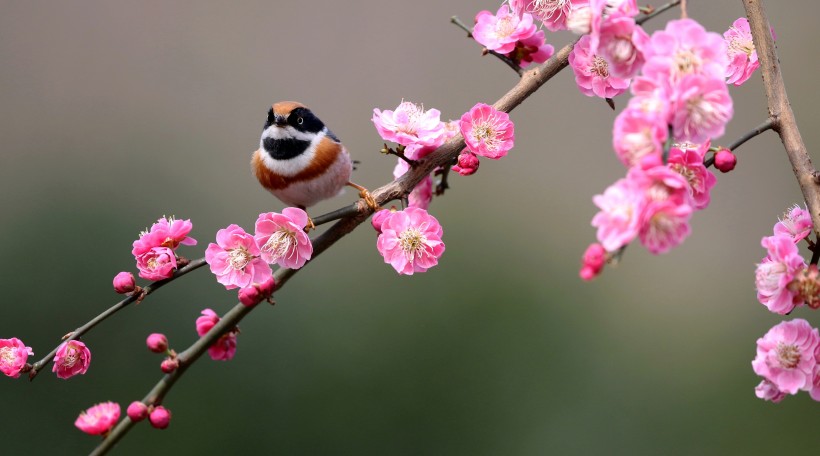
[376,207,445,275]
[628,161,692,204]
[596,15,649,79]
[75,402,120,435]
[591,178,644,251]
[579,243,606,281]
[628,76,671,120]
[667,143,717,210]
[196,309,238,361]
[671,74,733,143]
[52,340,91,379]
[752,319,819,395]
[132,216,196,257]
[510,0,588,32]
[459,103,514,159]
[713,148,736,173]
[126,401,149,422]
[514,30,555,68]
[237,274,276,307]
[755,379,787,403]
[160,357,178,373]
[452,149,480,176]
[205,224,272,290]
[642,19,728,87]
[372,101,446,147]
[756,235,806,314]
[393,160,434,210]
[112,271,136,294]
[473,5,537,54]
[724,18,759,86]
[774,204,812,244]
[146,333,168,353]
[254,209,313,270]
[371,209,394,234]
[135,246,177,281]
[638,196,693,254]
[585,0,640,50]
[0,338,33,378]
[612,107,667,167]
[568,34,631,99]
[149,406,172,429]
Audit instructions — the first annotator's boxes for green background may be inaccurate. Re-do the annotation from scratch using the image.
[1,1,818,454]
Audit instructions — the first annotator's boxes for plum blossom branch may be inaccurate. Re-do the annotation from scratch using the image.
[450,15,524,76]
[704,118,775,168]
[742,0,820,236]
[28,258,207,380]
[91,8,682,452]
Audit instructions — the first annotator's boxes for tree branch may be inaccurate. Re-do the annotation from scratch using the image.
[704,118,775,168]
[743,0,820,235]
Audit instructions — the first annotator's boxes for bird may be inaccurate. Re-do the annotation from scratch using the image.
[251,101,376,219]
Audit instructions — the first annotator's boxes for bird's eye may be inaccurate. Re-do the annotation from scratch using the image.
[297,117,304,125]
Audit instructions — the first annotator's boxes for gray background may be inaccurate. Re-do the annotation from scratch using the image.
[1,1,818,454]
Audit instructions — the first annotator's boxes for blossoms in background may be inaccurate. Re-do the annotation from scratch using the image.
[75,402,120,435]
[752,319,820,399]
[569,34,631,99]
[376,207,445,275]
[774,205,812,244]
[724,17,760,86]
[53,340,91,379]
[196,309,238,361]
[0,338,33,378]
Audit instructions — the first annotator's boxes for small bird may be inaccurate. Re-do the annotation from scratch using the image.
[252,101,375,213]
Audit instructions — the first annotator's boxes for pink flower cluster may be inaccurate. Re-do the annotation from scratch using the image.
[473,5,555,68]
[196,309,238,361]
[752,319,820,402]
[754,204,816,314]
[132,216,197,281]
[373,207,445,276]
[205,208,310,291]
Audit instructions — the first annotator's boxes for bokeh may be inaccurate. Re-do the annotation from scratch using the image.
[1,1,818,454]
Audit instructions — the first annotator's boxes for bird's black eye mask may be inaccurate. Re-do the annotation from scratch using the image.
[288,108,324,133]
[264,108,275,130]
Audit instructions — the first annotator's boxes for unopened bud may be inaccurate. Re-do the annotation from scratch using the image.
[452,149,480,176]
[127,401,149,422]
[714,148,737,173]
[113,271,136,294]
[148,406,172,429]
[146,333,168,353]
[160,357,179,373]
[371,209,394,234]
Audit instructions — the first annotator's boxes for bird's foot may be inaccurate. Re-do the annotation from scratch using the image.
[347,182,379,211]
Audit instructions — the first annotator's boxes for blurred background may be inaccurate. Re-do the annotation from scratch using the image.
[1,1,818,454]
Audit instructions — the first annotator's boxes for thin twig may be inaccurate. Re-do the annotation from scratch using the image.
[636,0,682,25]
[704,118,775,168]
[743,0,820,235]
[28,258,207,380]
[451,16,524,76]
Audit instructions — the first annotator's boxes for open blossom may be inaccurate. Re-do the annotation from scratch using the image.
[514,30,555,68]
[206,224,272,290]
[135,246,177,281]
[53,340,91,379]
[671,74,733,143]
[473,5,537,54]
[196,309,238,361]
[642,19,728,87]
[638,196,692,254]
[510,0,586,32]
[132,216,196,257]
[774,204,812,243]
[667,143,717,210]
[372,101,446,147]
[724,17,759,86]
[376,207,445,275]
[569,34,630,99]
[612,107,667,167]
[596,15,649,79]
[591,178,644,251]
[756,235,806,314]
[254,208,313,270]
[460,103,514,159]
[752,319,819,395]
[75,402,120,435]
[0,338,33,378]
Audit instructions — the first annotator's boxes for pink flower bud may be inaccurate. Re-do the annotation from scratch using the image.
[371,209,394,234]
[148,406,172,429]
[126,401,149,422]
[713,148,736,173]
[579,243,607,281]
[113,271,136,294]
[160,357,179,373]
[238,275,277,306]
[146,333,168,353]
[256,275,276,298]
[452,149,480,176]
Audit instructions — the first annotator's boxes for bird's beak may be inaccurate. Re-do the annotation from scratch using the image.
[274,115,288,127]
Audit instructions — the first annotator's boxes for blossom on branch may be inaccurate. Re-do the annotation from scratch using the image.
[569,34,630,99]
[196,309,238,361]
[372,101,446,148]
[724,17,760,86]
[254,208,313,270]
[0,337,33,378]
[755,235,806,315]
[53,340,91,379]
[752,319,819,396]
[473,5,554,68]
[460,103,515,159]
[376,207,445,275]
[774,204,812,244]
[205,224,272,290]
[75,402,120,435]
